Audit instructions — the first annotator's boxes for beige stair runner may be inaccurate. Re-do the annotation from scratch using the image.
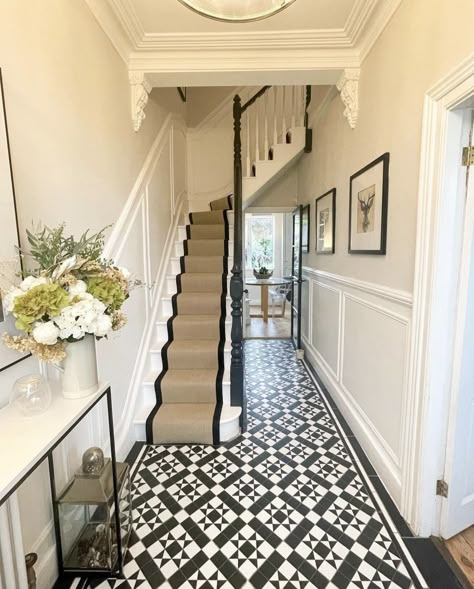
[146,195,231,444]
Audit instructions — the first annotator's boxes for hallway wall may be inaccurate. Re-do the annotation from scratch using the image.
[0,2,187,586]
[297,0,474,511]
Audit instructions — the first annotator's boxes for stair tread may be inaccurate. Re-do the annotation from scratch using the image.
[135,400,240,423]
[144,369,230,384]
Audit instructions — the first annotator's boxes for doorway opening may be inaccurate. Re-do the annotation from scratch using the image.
[243,210,293,339]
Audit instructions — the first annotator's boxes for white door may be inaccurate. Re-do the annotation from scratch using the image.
[441,111,474,539]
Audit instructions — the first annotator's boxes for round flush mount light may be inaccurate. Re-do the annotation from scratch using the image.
[176,0,297,23]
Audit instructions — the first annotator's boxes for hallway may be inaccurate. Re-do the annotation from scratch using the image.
[80,341,426,589]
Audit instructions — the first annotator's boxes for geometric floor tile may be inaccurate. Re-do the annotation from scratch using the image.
[72,340,427,589]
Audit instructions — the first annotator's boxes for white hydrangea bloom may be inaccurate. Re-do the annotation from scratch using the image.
[117,266,131,280]
[54,296,109,340]
[68,280,88,298]
[95,314,112,337]
[3,287,24,313]
[20,276,48,291]
[32,321,60,345]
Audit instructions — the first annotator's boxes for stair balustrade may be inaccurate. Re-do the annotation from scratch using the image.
[230,85,312,426]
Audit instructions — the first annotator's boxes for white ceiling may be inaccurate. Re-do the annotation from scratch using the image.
[131,0,357,33]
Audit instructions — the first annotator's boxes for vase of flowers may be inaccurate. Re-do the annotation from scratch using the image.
[1,224,134,399]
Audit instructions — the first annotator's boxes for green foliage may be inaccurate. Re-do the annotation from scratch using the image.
[24,224,111,275]
[87,276,127,311]
[13,283,70,332]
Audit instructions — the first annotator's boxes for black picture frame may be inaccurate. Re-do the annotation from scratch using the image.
[0,68,29,373]
[301,204,310,253]
[348,152,389,255]
[315,188,336,254]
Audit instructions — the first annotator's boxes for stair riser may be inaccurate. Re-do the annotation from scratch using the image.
[166,276,232,295]
[178,225,234,242]
[169,257,234,276]
[142,379,231,407]
[133,409,239,443]
[156,321,231,342]
[159,298,232,319]
[173,241,234,258]
[151,347,231,372]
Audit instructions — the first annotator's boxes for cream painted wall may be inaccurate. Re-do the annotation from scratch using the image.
[0,2,187,586]
[252,167,298,208]
[298,0,474,510]
[187,87,236,128]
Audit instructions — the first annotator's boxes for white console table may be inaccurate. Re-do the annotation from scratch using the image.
[0,382,123,581]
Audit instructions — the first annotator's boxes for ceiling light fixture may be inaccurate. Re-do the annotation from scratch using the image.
[176,0,297,23]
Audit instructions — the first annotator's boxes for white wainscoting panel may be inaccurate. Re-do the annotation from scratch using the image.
[311,281,341,380]
[302,266,412,506]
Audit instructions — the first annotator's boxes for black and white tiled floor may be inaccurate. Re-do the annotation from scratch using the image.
[73,340,432,589]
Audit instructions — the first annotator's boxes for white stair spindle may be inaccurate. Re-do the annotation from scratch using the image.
[294,86,301,127]
[245,109,251,176]
[273,86,278,146]
[301,85,306,127]
[264,91,269,159]
[291,86,296,130]
[281,86,287,141]
[255,101,260,161]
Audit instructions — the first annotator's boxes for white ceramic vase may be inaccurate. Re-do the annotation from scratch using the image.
[62,335,99,399]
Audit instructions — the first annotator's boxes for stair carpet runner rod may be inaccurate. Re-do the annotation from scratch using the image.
[146,195,232,445]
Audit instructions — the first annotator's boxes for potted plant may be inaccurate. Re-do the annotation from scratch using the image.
[1,224,136,399]
[253,266,273,279]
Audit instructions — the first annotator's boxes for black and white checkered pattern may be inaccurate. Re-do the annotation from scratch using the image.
[76,340,427,589]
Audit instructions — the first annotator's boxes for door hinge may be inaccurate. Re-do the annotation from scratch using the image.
[436,479,449,498]
[462,146,474,166]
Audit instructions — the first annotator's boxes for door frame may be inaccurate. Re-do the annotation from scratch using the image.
[401,54,474,537]
[291,205,303,350]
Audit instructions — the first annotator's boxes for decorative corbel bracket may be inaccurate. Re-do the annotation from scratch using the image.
[336,68,360,129]
[129,72,152,132]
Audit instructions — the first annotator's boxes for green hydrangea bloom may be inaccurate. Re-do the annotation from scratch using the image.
[87,276,127,311]
[14,283,70,332]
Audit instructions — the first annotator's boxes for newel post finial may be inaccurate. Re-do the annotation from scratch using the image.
[129,72,152,132]
[336,68,360,129]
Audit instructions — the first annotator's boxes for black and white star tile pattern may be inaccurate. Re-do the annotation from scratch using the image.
[76,340,428,589]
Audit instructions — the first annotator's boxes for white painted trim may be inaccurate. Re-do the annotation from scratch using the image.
[311,279,342,379]
[302,266,413,307]
[402,53,474,537]
[86,0,403,82]
[303,335,402,495]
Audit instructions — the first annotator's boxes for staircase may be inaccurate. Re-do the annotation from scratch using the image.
[134,85,311,446]
[240,85,311,207]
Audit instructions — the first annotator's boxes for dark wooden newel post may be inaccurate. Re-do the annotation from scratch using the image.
[230,95,244,409]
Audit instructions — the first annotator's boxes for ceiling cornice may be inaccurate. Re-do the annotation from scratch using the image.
[88,0,402,68]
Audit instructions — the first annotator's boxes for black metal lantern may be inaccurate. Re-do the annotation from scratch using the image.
[54,448,132,576]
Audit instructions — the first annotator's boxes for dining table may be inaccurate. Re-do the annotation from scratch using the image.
[245,277,291,322]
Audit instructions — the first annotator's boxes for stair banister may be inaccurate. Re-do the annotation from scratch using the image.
[230,94,244,410]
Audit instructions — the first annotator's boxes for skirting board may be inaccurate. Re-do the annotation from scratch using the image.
[302,335,403,507]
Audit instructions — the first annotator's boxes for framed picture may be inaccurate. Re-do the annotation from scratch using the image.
[0,68,28,372]
[301,204,310,253]
[349,152,389,254]
[315,188,336,254]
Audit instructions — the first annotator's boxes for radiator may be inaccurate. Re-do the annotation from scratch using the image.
[0,495,28,589]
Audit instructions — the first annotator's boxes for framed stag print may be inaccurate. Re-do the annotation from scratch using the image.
[315,188,336,254]
[349,153,389,255]
[0,68,28,372]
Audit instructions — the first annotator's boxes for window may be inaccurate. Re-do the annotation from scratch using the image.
[245,214,275,270]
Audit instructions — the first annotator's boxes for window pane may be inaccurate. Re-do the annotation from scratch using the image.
[250,215,273,269]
